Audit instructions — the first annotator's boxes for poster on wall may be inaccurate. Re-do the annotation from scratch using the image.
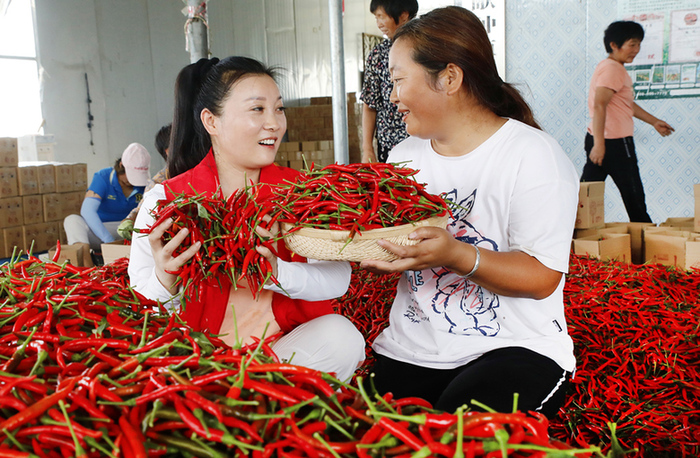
[619,1,700,99]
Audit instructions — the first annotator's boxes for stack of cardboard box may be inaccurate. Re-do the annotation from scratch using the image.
[572,182,633,264]
[643,212,700,270]
[278,93,362,170]
[636,186,700,270]
[572,183,700,269]
[0,138,87,258]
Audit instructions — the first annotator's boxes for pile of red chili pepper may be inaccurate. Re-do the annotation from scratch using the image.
[331,267,400,365]
[0,253,604,457]
[142,188,281,299]
[334,258,700,458]
[547,255,700,458]
[272,163,451,238]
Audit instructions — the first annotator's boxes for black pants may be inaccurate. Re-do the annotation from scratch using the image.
[580,133,652,223]
[370,347,570,419]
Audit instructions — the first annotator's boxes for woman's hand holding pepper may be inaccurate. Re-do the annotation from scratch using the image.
[148,218,202,294]
[254,215,279,281]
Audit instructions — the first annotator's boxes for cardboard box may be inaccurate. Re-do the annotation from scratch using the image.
[101,240,131,265]
[573,224,628,244]
[278,142,300,152]
[42,193,63,222]
[660,217,694,231]
[310,96,332,105]
[603,222,656,264]
[48,242,92,266]
[17,164,39,196]
[0,167,18,198]
[57,222,67,245]
[28,162,57,194]
[18,135,55,162]
[48,243,83,266]
[3,226,24,258]
[288,160,304,171]
[22,195,43,225]
[61,191,84,217]
[71,163,88,191]
[0,138,18,168]
[0,197,23,229]
[695,184,700,232]
[573,232,631,263]
[52,163,74,193]
[23,222,59,253]
[644,230,700,270]
[575,182,605,229]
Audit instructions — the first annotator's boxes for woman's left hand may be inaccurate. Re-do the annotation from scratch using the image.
[360,226,458,274]
[654,119,674,137]
[254,216,279,280]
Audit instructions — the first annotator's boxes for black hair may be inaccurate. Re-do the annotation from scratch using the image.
[394,7,541,129]
[168,56,278,178]
[154,124,172,161]
[113,158,124,174]
[370,0,419,24]
[604,21,645,53]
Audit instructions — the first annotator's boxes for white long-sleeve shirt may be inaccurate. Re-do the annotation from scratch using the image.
[128,184,352,311]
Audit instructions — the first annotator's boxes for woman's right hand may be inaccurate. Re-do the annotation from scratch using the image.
[361,142,377,163]
[589,144,605,166]
[148,218,202,294]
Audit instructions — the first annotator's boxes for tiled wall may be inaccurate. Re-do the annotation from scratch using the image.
[506,0,699,224]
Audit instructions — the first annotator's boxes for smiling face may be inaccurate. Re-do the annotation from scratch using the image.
[203,74,286,173]
[389,38,447,139]
[610,38,642,64]
[373,7,401,39]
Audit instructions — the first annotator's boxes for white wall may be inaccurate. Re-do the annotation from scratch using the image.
[33,0,380,178]
[34,0,697,224]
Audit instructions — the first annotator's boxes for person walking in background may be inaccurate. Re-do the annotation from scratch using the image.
[64,143,150,254]
[360,0,418,163]
[118,124,172,239]
[581,20,674,223]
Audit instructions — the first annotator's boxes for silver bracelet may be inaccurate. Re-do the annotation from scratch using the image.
[464,245,480,278]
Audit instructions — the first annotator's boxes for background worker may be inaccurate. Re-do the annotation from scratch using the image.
[360,0,419,163]
[64,143,150,255]
[580,20,674,223]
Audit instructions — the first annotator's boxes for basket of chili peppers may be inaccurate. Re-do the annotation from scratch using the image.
[273,162,451,262]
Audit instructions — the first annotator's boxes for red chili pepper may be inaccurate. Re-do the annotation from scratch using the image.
[0,377,77,434]
[119,415,147,458]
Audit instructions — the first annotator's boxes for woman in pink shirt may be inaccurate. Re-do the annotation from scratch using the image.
[581,21,674,223]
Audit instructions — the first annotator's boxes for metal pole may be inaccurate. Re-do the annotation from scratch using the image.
[328,0,349,164]
[185,0,209,63]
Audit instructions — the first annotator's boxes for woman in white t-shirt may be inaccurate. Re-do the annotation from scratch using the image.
[360,6,579,418]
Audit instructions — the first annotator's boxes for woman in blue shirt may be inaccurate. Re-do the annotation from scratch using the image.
[64,142,150,253]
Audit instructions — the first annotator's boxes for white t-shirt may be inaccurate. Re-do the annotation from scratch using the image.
[372,119,579,372]
[128,184,352,310]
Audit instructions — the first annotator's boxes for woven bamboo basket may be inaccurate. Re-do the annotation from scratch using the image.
[281,214,449,262]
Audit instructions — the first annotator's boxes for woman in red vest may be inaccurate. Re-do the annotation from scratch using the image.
[128,57,365,381]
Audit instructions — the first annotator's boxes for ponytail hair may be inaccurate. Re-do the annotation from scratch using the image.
[168,56,279,178]
[393,6,541,130]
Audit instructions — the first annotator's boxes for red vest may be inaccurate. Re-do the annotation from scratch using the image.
[162,151,332,334]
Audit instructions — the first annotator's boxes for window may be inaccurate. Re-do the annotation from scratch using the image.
[0,0,43,137]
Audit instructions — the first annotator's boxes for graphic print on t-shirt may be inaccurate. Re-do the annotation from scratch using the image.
[405,189,501,336]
